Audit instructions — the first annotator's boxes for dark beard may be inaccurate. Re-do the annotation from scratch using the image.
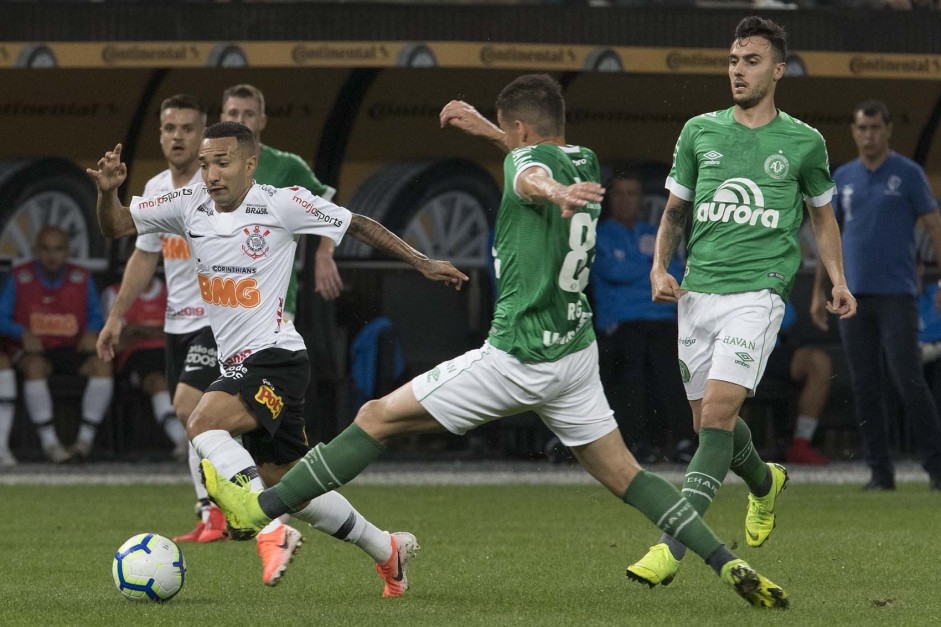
[733,86,766,110]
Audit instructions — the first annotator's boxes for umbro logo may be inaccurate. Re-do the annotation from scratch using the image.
[703,151,723,166]
[734,352,754,369]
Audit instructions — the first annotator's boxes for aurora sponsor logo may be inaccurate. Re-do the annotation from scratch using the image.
[696,178,779,228]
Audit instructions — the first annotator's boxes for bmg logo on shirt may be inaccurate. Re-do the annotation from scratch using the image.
[197,274,260,308]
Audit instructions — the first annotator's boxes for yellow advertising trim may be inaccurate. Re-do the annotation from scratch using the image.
[2,41,941,80]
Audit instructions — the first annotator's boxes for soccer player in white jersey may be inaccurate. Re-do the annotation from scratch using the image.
[200,75,790,609]
[624,16,857,588]
[89,121,468,595]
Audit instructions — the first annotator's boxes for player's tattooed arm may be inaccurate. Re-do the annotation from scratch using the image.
[657,195,690,263]
[347,214,469,290]
[649,194,690,303]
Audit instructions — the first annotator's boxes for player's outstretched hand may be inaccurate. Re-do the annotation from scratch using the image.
[440,100,504,144]
[650,267,686,303]
[557,182,605,219]
[86,143,128,192]
[96,317,121,362]
[825,284,856,321]
[314,253,344,301]
[417,259,469,291]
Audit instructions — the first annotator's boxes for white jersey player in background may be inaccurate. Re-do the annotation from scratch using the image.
[89,121,468,594]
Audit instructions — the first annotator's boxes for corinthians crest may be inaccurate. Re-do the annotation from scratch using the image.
[242,225,270,260]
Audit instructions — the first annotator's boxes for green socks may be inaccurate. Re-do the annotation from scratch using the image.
[730,416,771,495]
[682,427,733,515]
[271,423,385,512]
[624,470,722,560]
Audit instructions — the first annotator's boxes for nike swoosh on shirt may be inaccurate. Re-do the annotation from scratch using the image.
[183,365,201,372]
[188,231,205,238]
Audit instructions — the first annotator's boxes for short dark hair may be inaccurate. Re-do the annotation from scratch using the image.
[495,74,565,137]
[854,100,891,125]
[204,121,257,155]
[222,83,265,113]
[160,94,206,115]
[733,16,787,64]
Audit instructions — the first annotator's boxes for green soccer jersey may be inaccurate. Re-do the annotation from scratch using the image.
[487,143,601,363]
[668,108,835,300]
[253,144,335,316]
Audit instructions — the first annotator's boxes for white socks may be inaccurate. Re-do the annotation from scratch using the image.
[0,369,15,454]
[151,391,187,444]
[291,492,393,563]
[188,443,210,501]
[794,415,819,442]
[77,376,114,445]
[191,429,264,490]
[23,379,57,448]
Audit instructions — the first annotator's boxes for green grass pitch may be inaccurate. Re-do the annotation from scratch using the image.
[0,481,936,626]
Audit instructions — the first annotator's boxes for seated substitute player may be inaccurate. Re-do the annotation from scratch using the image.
[202,74,789,609]
[88,121,469,595]
[0,225,114,463]
[101,276,189,460]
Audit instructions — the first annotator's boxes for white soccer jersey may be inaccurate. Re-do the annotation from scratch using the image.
[136,169,207,334]
[130,182,352,364]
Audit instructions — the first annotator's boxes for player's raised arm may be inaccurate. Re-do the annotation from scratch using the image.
[346,213,469,290]
[86,143,137,239]
[439,100,508,153]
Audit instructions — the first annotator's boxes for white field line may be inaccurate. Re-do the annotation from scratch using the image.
[0,461,930,486]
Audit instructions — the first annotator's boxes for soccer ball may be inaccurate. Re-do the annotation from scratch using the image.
[112,533,186,602]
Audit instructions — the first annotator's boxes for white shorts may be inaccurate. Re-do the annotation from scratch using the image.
[677,290,784,400]
[411,341,618,448]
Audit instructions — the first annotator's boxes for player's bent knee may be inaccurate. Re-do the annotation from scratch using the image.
[185,409,231,439]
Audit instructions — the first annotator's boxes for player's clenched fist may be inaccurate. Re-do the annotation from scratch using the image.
[86,143,128,192]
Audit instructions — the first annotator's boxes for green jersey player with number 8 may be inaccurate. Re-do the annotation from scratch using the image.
[487,142,599,363]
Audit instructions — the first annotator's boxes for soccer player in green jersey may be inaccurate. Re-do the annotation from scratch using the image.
[626,16,857,588]
[203,74,789,609]
[221,84,344,312]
